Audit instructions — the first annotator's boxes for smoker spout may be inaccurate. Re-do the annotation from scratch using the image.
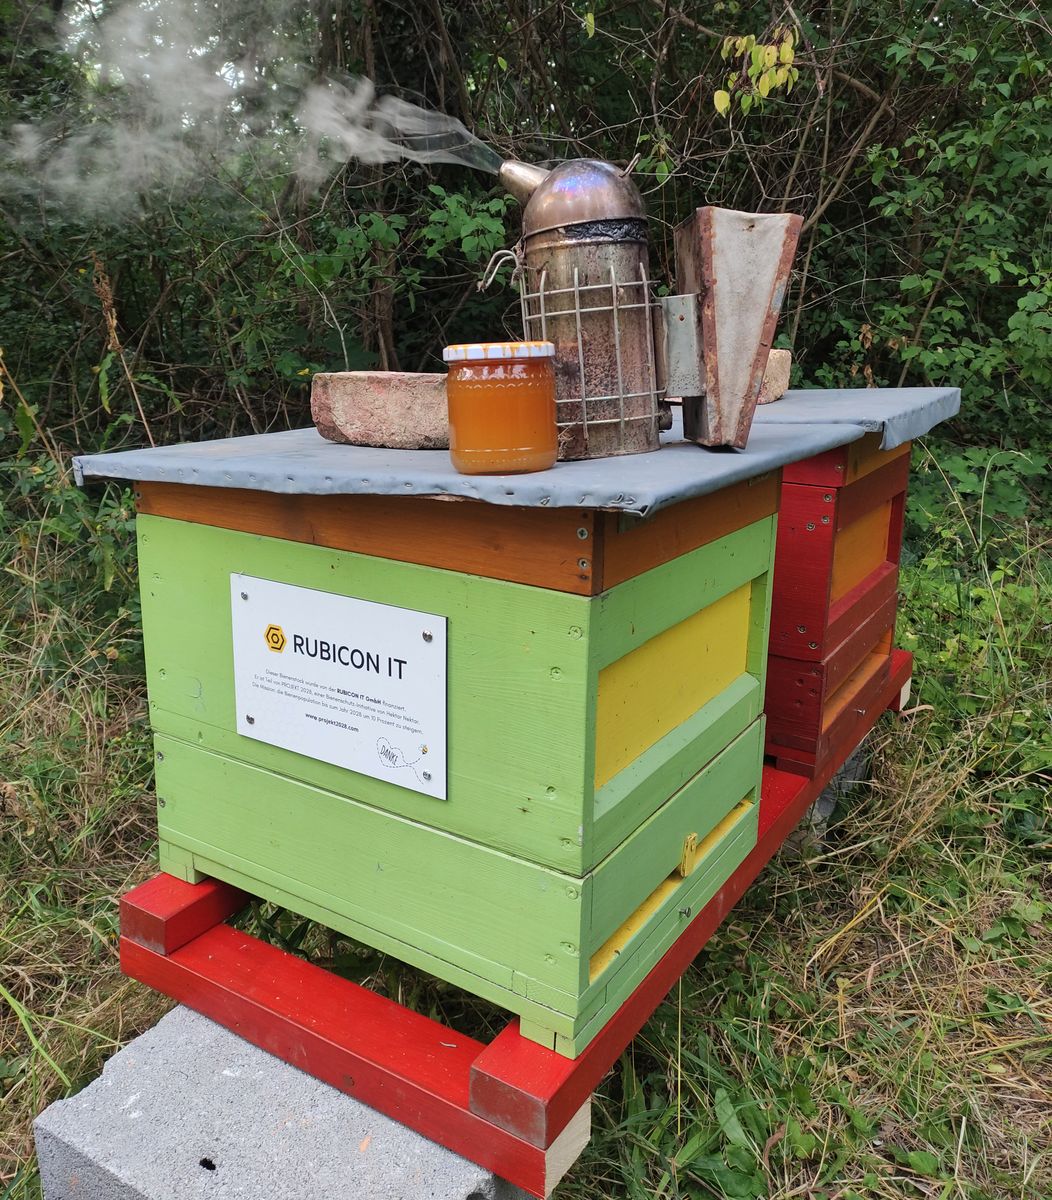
[498,161,551,206]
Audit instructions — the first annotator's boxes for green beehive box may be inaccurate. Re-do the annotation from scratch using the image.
[132,463,777,1055]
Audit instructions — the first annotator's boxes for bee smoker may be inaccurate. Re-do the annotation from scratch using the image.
[494,158,666,460]
[492,158,803,458]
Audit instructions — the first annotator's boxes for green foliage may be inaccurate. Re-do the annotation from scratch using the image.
[2,4,1050,1198]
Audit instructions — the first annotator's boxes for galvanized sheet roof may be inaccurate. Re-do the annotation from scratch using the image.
[754,386,960,449]
[73,386,958,516]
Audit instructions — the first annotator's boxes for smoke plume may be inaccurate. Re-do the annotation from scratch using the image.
[2,0,500,220]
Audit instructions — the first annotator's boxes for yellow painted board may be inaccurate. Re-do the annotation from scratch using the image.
[830,500,891,602]
[594,582,751,789]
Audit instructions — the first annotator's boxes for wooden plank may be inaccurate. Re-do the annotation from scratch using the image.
[846,436,910,485]
[138,514,593,874]
[136,482,599,595]
[588,721,761,953]
[593,517,774,669]
[830,500,892,602]
[469,648,913,1146]
[591,673,759,858]
[594,582,751,787]
[836,454,909,529]
[119,929,590,1198]
[120,873,248,955]
[155,734,588,1004]
[825,560,899,654]
[781,434,910,487]
[768,484,835,659]
[597,473,779,589]
[765,592,897,731]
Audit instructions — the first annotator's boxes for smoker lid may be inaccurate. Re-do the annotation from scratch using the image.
[522,159,646,239]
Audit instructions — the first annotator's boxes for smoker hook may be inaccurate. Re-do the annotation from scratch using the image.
[479,246,523,291]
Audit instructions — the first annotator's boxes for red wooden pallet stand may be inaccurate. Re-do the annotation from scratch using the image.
[119,650,911,1197]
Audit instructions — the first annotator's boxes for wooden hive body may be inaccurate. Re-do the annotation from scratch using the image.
[766,434,910,774]
[135,474,778,1055]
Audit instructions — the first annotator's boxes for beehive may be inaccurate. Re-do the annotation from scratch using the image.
[136,472,779,1055]
[766,433,910,773]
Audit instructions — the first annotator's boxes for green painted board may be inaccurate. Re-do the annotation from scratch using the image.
[139,514,774,874]
[154,716,762,1029]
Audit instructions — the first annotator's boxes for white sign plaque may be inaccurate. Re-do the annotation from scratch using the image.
[231,574,447,800]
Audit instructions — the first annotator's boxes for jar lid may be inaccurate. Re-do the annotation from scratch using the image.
[443,340,555,363]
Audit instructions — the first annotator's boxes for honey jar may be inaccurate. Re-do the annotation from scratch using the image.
[443,341,558,475]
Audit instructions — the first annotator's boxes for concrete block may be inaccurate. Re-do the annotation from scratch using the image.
[34,1007,529,1200]
[312,371,449,449]
[756,348,792,405]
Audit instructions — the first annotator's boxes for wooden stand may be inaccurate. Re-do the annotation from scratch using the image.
[120,649,910,1198]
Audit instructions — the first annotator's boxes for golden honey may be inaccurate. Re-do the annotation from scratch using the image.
[444,343,557,475]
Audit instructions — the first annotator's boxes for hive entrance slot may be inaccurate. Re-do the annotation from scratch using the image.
[588,796,754,983]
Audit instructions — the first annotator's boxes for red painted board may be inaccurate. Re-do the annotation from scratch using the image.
[120,929,563,1198]
[769,650,912,777]
[765,593,897,730]
[768,483,837,659]
[120,873,248,955]
[836,455,909,531]
[824,562,899,662]
[469,648,913,1146]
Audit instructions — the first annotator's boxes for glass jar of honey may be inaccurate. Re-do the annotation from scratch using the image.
[443,341,558,475]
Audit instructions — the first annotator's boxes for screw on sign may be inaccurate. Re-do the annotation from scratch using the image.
[263,624,287,652]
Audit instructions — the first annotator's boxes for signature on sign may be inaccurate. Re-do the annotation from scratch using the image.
[376,737,430,784]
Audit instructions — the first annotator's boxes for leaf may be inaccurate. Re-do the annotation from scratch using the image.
[907,1150,941,1176]
[758,70,772,98]
[780,40,794,65]
[496,55,508,70]
[584,10,595,38]
[97,350,114,413]
[714,89,731,117]
[14,401,35,455]
[763,44,778,68]
[714,1088,751,1149]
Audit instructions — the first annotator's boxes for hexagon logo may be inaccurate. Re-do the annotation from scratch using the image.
[263,624,286,653]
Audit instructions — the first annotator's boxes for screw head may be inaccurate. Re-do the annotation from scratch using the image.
[821,515,831,524]
[422,630,433,643]
[678,907,692,918]
[157,797,166,808]
[806,521,816,531]
[240,591,249,600]
[576,527,589,540]
[577,558,589,570]
[156,751,164,762]
[422,771,432,782]
[246,715,255,725]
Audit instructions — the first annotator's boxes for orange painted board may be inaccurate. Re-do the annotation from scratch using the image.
[598,473,780,589]
[830,500,893,603]
[136,477,779,597]
[135,482,598,594]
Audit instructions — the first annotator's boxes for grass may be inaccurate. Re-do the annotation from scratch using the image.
[1,450,1049,1200]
